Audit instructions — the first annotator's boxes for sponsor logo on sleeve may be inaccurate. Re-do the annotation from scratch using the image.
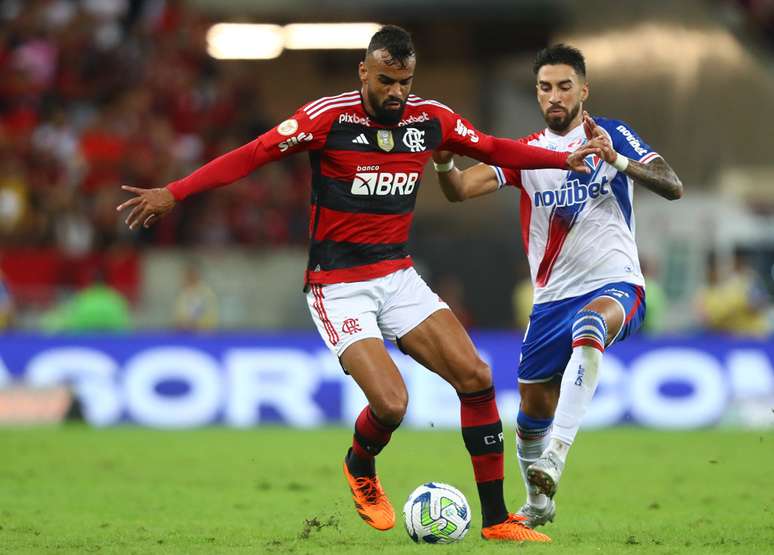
[454,119,479,143]
[615,124,647,156]
[277,119,299,136]
[278,132,313,152]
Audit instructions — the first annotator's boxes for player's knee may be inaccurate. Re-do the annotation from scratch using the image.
[454,359,493,394]
[372,391,408,426]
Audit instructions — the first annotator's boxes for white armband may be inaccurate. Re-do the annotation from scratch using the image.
[612,152,629,172]
[433,159,455,173]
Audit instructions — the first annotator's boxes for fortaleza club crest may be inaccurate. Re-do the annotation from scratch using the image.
[377,129,394,152]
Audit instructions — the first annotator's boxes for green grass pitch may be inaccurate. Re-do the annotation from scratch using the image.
[1,426,773,554]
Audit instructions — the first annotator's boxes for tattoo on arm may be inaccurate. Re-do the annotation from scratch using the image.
[624,157,683,201]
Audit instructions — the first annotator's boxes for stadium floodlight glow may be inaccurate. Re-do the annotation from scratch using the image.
[206,23,284,60]
[283,23,381,50]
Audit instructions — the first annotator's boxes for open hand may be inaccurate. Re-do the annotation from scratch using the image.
[116,186,176,230]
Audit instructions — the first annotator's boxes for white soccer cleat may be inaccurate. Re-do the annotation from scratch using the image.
[516,498,556,528]
[527,451,564,498]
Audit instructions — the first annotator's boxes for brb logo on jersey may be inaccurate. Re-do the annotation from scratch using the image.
[534,177,610,207]
[351,166,419,196]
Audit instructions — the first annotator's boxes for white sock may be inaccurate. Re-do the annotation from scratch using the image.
[517,434,549,508]
[549,345,603,463]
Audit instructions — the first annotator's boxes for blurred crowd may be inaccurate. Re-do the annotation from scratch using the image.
[0,0,309,313]
[0,0,311,250]
[0,0,771,334]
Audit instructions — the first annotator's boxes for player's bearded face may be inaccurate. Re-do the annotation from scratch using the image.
[367,88,406,125]
[536,64,588,133]
[360,50,415,126]
[543,101,580,132]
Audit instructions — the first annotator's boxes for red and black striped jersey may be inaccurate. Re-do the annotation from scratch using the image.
[167,90,570,286]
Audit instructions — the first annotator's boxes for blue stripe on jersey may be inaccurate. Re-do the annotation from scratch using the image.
[610,172,633,230]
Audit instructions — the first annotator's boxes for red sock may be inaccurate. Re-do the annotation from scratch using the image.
[459,387,508,526]
[347,406,400,476]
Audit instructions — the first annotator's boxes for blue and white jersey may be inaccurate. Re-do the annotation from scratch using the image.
[493,117,659,303]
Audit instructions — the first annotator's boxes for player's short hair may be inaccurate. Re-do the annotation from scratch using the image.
[533,44,586,78]
[367,25,415,67]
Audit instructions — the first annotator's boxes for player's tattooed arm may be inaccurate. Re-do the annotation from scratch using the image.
[432,151,500,202]
[582,113,683,201]
[624,157,683,201]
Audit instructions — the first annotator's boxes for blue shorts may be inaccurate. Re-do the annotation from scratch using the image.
[518,282,646,383]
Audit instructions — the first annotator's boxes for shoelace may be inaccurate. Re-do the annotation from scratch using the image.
[353,477,381,504]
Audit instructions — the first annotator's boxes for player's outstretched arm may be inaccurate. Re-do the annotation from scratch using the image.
[432,151,500,202]
[583,113,683,201]
[116,138,269,229]
[441,114,598,174]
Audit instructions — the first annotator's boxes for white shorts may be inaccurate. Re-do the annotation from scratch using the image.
[306,267,449,357]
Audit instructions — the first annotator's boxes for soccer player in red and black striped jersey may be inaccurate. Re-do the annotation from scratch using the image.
[117,25,598,542]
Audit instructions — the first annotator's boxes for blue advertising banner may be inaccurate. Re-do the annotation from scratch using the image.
[0,332,772,429]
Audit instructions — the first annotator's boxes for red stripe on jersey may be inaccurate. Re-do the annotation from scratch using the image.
[535,211,576,287]
[314,207,413,244]
[312,284,339,346]
[307,258,413,285]
[519,188,532,255]
[625,286,645,323]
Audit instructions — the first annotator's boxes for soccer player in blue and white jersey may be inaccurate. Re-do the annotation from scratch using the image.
[433,44,683,528]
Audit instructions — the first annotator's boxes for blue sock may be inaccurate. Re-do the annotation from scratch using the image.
[516,411,553,507]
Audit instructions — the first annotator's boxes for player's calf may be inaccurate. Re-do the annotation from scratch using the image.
[344,406,400,530]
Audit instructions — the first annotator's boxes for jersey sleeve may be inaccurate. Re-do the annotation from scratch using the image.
[167,106,329,200]
[489,165,522,189]
[488,133,535,189]
[435,108,568,171]
[599,117,661,165]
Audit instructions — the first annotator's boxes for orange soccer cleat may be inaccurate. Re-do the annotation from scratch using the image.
[342,461,395,531]
[481,513,552,542]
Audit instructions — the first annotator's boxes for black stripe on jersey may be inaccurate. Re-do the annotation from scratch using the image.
[316,176,419,215]
[325,120,444,153]
[308,240,409,271]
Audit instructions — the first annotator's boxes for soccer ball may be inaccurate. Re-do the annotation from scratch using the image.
[403,482,471,544]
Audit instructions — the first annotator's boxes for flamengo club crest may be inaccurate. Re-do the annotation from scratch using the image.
[377,129,394,152]
[402,127,425,152]
[341,318,362,335]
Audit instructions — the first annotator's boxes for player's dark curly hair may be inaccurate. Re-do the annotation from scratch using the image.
[367,25,415,67]
[533,44,586,78]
